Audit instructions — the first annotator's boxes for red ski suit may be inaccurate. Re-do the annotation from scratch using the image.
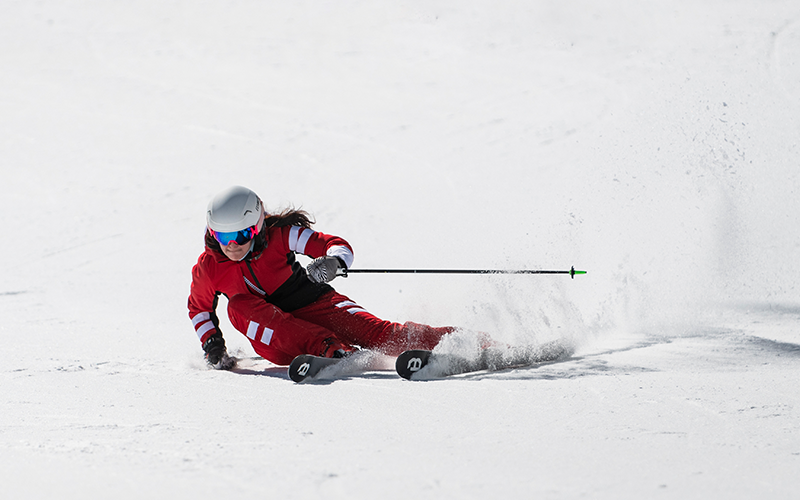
[188,225,453,365]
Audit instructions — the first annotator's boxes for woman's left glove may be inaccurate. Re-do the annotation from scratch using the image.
[307,256,346,283]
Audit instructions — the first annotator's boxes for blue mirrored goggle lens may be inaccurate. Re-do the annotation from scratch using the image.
[212,226,257,246]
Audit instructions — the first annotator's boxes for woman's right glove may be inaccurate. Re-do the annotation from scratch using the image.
[307,256,346,283]
[202,333,236,370]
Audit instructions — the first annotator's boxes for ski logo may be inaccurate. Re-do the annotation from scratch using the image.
[297,362,311,376]
[407,357,423,372]
[395,350,432,380]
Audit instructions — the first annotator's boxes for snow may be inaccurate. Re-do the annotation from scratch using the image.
[1,1,799,498]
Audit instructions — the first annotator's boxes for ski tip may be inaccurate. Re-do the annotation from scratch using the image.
[288,355,312,383]
[395,350,432,380]
[288,354,343,383]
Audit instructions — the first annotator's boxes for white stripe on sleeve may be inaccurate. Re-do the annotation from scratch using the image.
[196,321,215,339]
[327,245,354,269]
[288,226,301,252]
[191,312,211,327]
[296,228,314,254]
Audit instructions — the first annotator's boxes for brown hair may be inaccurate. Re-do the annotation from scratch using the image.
[263,207,315,229]
[205,207,315,255]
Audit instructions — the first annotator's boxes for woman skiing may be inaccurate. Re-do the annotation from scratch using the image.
[188,186,455,369]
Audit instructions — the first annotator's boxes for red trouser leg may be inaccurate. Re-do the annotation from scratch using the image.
[291,291,455,356]
[226,294,349,365]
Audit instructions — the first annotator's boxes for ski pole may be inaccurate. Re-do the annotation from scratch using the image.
[337,266,586,279]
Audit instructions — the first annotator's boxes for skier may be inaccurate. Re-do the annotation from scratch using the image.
[188,186,455,369]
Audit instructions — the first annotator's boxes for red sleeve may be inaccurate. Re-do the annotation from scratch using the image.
[187,252,220,344]
[282,226,354,268]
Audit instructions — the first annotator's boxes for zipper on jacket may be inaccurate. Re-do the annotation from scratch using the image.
[245,260,268,296]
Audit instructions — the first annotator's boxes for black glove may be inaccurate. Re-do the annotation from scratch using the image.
[202,333,236,370]
[307,256,346,283]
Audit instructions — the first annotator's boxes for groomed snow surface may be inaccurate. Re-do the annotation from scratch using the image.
[2,1,799,498]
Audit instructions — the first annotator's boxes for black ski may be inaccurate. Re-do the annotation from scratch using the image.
[288,354,342,382]
[395,340,574,380]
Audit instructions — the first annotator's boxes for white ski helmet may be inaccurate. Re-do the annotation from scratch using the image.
[206,186,264,232]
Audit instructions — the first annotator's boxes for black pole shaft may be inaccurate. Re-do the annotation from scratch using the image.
[339,266,584,278]
[345,269,570,274]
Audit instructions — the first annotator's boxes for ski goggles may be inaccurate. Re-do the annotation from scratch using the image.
[210,224,259,246]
